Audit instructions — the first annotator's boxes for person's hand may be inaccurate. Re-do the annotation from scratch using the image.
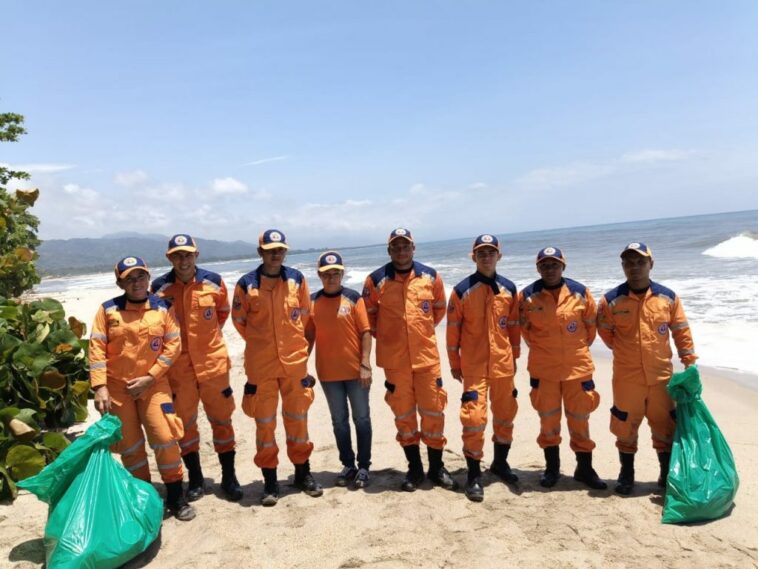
[126,375,155,399]
[451,368,463,383]
[94,385,112,414]
[359,364,372,388]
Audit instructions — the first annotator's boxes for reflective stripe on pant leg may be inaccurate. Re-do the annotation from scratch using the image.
[169,354,202,456]
[529,378,561,448]
[414,366,447,449]
[141,386,184,484]
[647,382,676,453]
[253,377,281,469]
[611,379,646,454]
[490,374,518,446]
[384,368,420,447]
[563,379,599,453]
[460,377,487,460]
[200,373,237,454]
[281,374,315,464]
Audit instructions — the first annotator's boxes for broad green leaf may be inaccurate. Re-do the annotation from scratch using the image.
[12,343,53,377]
[6,444,45,480]
[42,432,69,453]
[0,465,18,500]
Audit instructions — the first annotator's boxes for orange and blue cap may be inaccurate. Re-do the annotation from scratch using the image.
[166,233,198,255]
[388,228,414,244]
[621,242,653,258]
[259,229,289,250]
[317,251,345,272]
[537,246,566,265]
[115,256,149,280]
[472,234,501,252]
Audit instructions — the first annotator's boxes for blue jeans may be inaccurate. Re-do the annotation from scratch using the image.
[320,379,372,470]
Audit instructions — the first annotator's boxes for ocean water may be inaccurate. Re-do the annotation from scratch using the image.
[36,210,758,377]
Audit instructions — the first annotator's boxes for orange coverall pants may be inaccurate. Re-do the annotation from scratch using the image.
[460,375,518,460]
[384,365,447,449]
[610,380,675,454]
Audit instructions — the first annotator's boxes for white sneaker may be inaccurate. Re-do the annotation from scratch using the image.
[354,468,370,489]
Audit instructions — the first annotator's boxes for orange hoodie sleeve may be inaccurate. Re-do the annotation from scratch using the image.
[89,305,109,388]
[584,288,598,346]
[446,292,463,370]
[217,278,231,329]
[597,295,614,349]
[298,278,311,330]
[518,290,532,348]
[362,277,379,337]
[354,297,371,335]
[231,282,248,338]
[507,292,521,359]
[148,306,181,380]
[670,296,697,366]
[432,273,447,326]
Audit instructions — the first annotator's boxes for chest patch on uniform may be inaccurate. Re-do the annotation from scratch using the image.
[420,300,431,313]
[233,295,241,310]
[291,307,301,321]
[150,336,162,351]
[657,323,668,335]
[203,307,213,320]
[566,321,578,333]
[108,319,120,328]
[498,316,507,329]
[338,304,350,316]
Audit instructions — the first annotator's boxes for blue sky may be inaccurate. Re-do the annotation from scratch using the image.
[3,1,758,247]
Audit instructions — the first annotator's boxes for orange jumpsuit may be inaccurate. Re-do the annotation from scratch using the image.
[151,268,235,457]
[89,294,184,483]
[597,281,697,454]
[231,266,313,468]
[447,272,520,460]
[362,261,447,449]
[519,278,600,453]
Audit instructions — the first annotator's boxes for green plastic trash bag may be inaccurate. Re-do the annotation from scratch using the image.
[18,414,163,568]
[662,365,739,524]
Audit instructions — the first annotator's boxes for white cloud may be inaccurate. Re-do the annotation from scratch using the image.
[63,183,99,202]
[243,155,289,167]
[621,149,695,163]
[114,170,149,187]
[0,162,75,173]
[468,182,488,191]
[211,177,248,194]
[515,162,614,190]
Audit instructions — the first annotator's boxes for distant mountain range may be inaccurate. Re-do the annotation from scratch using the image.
[37,234,262,276]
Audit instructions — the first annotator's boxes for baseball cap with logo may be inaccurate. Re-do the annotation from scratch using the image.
[115,256,149,280]
[472,234,501,252]
[317,251,345,272]
[536,246,566,265]
[388,228,414,244]
[258,229,289,250]
[166,233,198,255]
[620,242,653,259]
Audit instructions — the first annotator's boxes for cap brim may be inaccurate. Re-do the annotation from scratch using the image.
[260,242,289,250]
[620,249,651,258]
[537,255,565,265]
[388,236,414,244]
[473,243,500,252]
[118,266,149,279]
[166,245,198,255]
[318,264,345,272]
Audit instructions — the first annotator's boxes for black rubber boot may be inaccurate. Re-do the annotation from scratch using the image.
[615,452,635,495]
[657,452,671,488]
[540,446,561,488]
[464,456,483,502]
[294,461,323,497]
[490,443,519,485]
[165,480,196,521]
[218,450,243,501]
[261,468,279,507]
[401,444,425,492]
[182,451,205,502]
[573,452,608,490]
[427,447,459,491]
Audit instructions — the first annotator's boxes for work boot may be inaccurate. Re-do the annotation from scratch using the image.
[490,443,519,485]
[182,451,205,502]
[573,452,608,490]
[427,447,459,491]
[261,468,279,507]
[615,452,635,495]
[218,450,243,501]
[657,452,671,488]
[464,456,484,503]
[540,446,560,488]
[165,480,196,521]
[400,444,425,492]
[294,461,323,497]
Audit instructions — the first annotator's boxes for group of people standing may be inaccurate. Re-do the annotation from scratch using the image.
[88,227,697,520]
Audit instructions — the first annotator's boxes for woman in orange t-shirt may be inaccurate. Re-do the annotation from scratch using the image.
[306,251,373,488]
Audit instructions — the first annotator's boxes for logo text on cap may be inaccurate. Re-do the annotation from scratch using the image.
[123,257,137,267]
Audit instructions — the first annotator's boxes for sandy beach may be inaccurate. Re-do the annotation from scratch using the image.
[2,290,757,569]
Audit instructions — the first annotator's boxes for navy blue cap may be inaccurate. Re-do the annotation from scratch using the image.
[115,256,149,279]
[472,234,500,252]
[166,233,198,255]
[259,229,289,250]
[388,228,414,244]
[621,242,653,258]
[536,246,566,265]
[317,251,345,272]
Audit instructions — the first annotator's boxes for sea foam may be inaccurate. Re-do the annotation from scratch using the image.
[703,233,758,259]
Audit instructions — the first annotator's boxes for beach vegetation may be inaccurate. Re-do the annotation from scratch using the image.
[0,113,89,501]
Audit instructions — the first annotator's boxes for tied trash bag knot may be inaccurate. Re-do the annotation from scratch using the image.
[662,365,739,524]
[17,415,162,568]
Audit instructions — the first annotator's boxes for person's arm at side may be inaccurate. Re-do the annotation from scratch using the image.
[671,296,697,368]
[217,278,231,329]
[432,274,447,326]
[597,295,615,349]
[584,289,598,346]
[89,305,112,414]
[446,292,463,382]
[355,297,372,387]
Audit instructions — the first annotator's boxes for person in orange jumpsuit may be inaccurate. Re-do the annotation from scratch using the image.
[598,242,698,495]
[150,234,242,503]
[362,228,456,492]
[89,256,195,521]
[519,247,606,491]
[447,234,520,502]
[305,251,373,489]
[231,229,322,506]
